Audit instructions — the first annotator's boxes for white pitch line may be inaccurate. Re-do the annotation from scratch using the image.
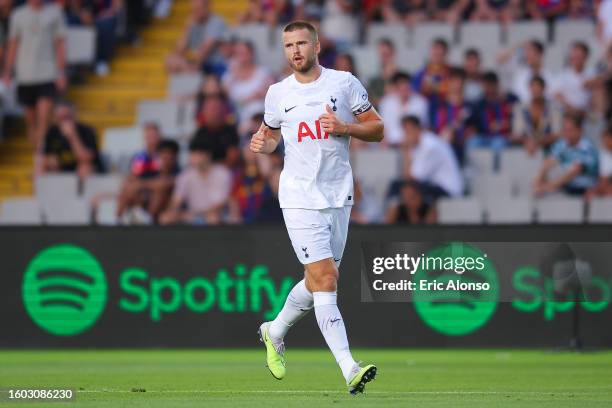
[74,390,608,395]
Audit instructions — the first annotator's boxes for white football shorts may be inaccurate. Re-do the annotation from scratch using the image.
[282,206,352,266]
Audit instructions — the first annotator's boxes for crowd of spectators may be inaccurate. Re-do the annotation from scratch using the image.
[4,0,612,226]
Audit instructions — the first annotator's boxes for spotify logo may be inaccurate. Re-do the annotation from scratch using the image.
[413,242,499,336]
[22,244,107,336]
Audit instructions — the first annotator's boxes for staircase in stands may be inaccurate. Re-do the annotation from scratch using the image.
[0,0,247,204]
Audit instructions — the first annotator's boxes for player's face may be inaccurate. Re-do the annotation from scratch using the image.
[283,29,320,74]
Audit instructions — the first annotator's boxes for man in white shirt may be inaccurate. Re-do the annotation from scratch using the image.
[378,71,429,146]
[551,41,595,113]
[401,115,464,198]
[249,21,384,394]
[498,40,553,104]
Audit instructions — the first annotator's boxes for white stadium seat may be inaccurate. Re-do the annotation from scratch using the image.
[35,174,79,203]
[412,23,455,48]
[588,198,612,223]
[437,198,483,224]
[485,198,533,224]
[167,74,203,99]
[42,198,90,225]
[137,100,181,138]
[535,197,584,224]
[0,198,42,225]
[82,175,123,201]
[103,127,144,172]
[66,27,96,65]
[505,21,547,46]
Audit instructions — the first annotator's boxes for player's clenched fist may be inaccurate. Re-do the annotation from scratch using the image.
[319,105,348,135]
[250,122,271,153]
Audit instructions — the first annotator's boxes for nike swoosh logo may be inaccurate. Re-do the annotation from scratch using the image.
[330,318,341,323]
[334,258,341,262]
[284,106,297,113]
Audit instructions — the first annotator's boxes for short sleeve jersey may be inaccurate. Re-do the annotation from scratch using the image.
[264,67,372,209]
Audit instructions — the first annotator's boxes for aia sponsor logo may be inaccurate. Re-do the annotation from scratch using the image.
[298,120,330,142]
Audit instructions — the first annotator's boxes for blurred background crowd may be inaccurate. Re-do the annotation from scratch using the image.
[0,0,611,226]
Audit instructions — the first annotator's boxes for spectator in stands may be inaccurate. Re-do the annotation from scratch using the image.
[333,52,357,76]
[586,125,612,200]
[512,76,562,154]
[0,0,10,42]
[63,0,94,26]
[42,100,103,177]
[90,0,123,76]
[3,0,66,151]
[159,138,232,225]
[165,0,227,74]
[381,0,429,26]
[468,71,517,154]
[551,41,595,114]
[400,115,464,199]
[368,38,399,103]
[533,111,599,196]
[413,38,451,100]
[222,40,273,125]
[432,0,471,23]
[598,0,612,48]
[195,74,234,127]
[567,0,594,19]
[228,145,282,224]
[321,0,358,49]
[463,48,484,103]
[526,0,567,21]
[498,40,553,104]
[237,0,301,26]
[428,67,474,162]
[470,0,521,23]
[128,123,162,179]
[191,95,240,167]
[384,180,437,224]
[587,43,612,122]
[116,139,180,224]
[379,71,429,146]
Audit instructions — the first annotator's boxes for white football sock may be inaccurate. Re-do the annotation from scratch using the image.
[313,291,356,381]
[268,279,313,341]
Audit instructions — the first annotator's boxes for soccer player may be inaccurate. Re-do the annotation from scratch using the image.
[250,21,384,394]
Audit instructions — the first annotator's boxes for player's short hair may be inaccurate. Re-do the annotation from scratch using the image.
[573,41,590,57]
[390,71,411,84]
[283,21,318,42]
[401,115,421,128]
[530,75,546,88]
[563,111,585,129]
[157,139,179,154]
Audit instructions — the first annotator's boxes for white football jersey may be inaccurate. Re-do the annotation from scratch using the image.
[264,67,372,209]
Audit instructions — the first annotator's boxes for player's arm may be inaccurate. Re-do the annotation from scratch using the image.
[249,122,282,154]
[319,105,384,143]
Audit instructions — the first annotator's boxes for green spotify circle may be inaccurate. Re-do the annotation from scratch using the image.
[22,244,107,336]
[413,242,499,336]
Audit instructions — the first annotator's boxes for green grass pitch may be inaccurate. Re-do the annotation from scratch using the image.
[1,349,611,407]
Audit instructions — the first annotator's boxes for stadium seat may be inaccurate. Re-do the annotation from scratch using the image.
[469,173,515,201]
[0,198,42,225]
[167,74,203,99]
[350,46,381,82]
[82,175,123,201]
[103,127,144,172]
[257,44,286,72]
[499,148,543,196]
[437,198,483,224]
[543,42,567,72]
[35,174,79,203]
[467,148,495,175]
[231,23,272,56]
[95,198,119,225]
[505,21,548,46]
[412,23,456,48]
[587,198,612,223]
[554,20,595,50]
[353,148,401,221]
[535,197,584,224]
[42,198,90,225]
[66,27,96,65]
[178,100,198,136]
[396,47,426,73]
[459,23,502,48]
[137,100,181,138]
[485,197,533,224]
[366,23,409,49]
